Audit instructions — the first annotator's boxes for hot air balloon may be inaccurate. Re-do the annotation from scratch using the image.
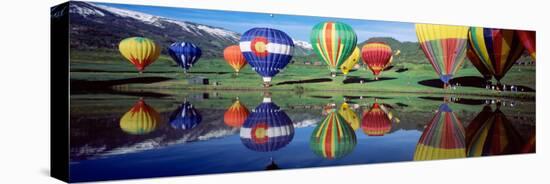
[223,45,248,74]
[169,101,202,130]
[468,27,524,85]
[311,21,358,77]
[240,97,294,152]
[118,37,161,73]
[414,103,465,160]
[310,106,357,159]
[415,24,469,87]
[517,30,536,61]
[361,42,393,80]
[340,47,360,76]
[361,103,392,136]
[240,28,294,87]
[168,42,202,73]
[119,98,161,135]
[466,107,523,156]
[466,41,492,82]
[521,133,535,153]
[338,102,360,130]
[224,99,250,128]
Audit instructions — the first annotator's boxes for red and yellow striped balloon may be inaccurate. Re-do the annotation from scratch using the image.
[361,42,393,79]
[361,103,391,136]
[468,27,524,83]
[223,45,248,74]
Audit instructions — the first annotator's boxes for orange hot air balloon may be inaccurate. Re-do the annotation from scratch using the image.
[223,45,248,74]
[517,30,536,61]
[223,99,250,127]
[361,103,392,136]
[361,42,393,80]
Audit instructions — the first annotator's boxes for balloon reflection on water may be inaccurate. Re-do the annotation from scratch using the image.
[169,101,202,130]
[310,105,357,160]
[119,98,161,135]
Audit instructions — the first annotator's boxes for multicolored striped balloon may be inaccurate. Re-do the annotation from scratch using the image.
[466,106,523,156]
[223,45,248,74]
[361,42,393,79]
[466,41,492,80]
[240,28,294,86]
[310,107,357,160]
[415,24,469,85]
[468,27,524,83]
[169,101,202,130]
[338,102,360,130]
[119,99,161,135]
[168,42,202,73]
[311,21,357,77]
[240,97,294,152]
[517,30,536,61]
[224,99,250,128]
[118,37,161,73]
[340,47,360,75]
[414,103,465,161]
[361,103,392,136]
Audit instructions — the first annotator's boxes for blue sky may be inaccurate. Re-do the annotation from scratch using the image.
[97,2,417,42]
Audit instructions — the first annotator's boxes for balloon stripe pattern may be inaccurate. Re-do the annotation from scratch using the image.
[414,103,465,160]
[340,47,360,75]
[517,30,536,60]
[416,24,469,84]
[310,109,357,160]
[240,98,294,152]
[311,21,357,73]
[223,45,248,73]
[224,100,250,128]
[120,99,161,135]
[168,42,202,72]
[240,28,294,83]
[361,42,393,76]
[169,101,202,130]
[361,103,392,136]
[466,108,523,156]
[118,37,161,72]
[468,27,524,81]
[466,41,492,80]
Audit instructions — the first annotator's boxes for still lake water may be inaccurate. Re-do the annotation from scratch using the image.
[69,91,535,182]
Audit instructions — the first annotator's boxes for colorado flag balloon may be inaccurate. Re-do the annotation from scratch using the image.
[311,21,357,77]
[168,42,202,73]
[416,24,469,85]
[240,97,294,152]
[240,28,294,86]
[118,37,161,73]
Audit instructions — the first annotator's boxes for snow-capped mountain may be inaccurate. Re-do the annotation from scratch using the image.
[60,1,312,57]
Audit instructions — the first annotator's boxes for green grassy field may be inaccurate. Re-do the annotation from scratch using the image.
[70,50,536,99]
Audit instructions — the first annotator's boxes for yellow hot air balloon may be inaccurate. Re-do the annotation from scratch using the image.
[340,47,360,76]
[338,102,360,130]
[118,37,161,73]
[120,99,161,135]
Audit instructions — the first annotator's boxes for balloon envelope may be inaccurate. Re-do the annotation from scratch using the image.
[118,37,161,72]
[416,24,469,84]
[169,101,202,130]
[361,103,392,136]
[224,100,250,128]
[468,27,524,82]
[239,28,294,83]
[311,21,357,74]
[361,42,393,77]
[119,99,161,135]
[414,103,465,160]
[223,45,248,73]
[338,102,360,130]
[517,30,536,60]
[466,41,492,80]
[240,98,294,152]
[310,108,357,159]
[168,42,202,72]
[340,47,360,75]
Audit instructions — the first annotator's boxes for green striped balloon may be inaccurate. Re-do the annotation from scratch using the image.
[310,109,357,160]
[310,21,357,76]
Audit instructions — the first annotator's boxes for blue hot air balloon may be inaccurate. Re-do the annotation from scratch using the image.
[240,97,294,152]
[239,28,294,87]
[168,42,202,73]
[169,101,202,130]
